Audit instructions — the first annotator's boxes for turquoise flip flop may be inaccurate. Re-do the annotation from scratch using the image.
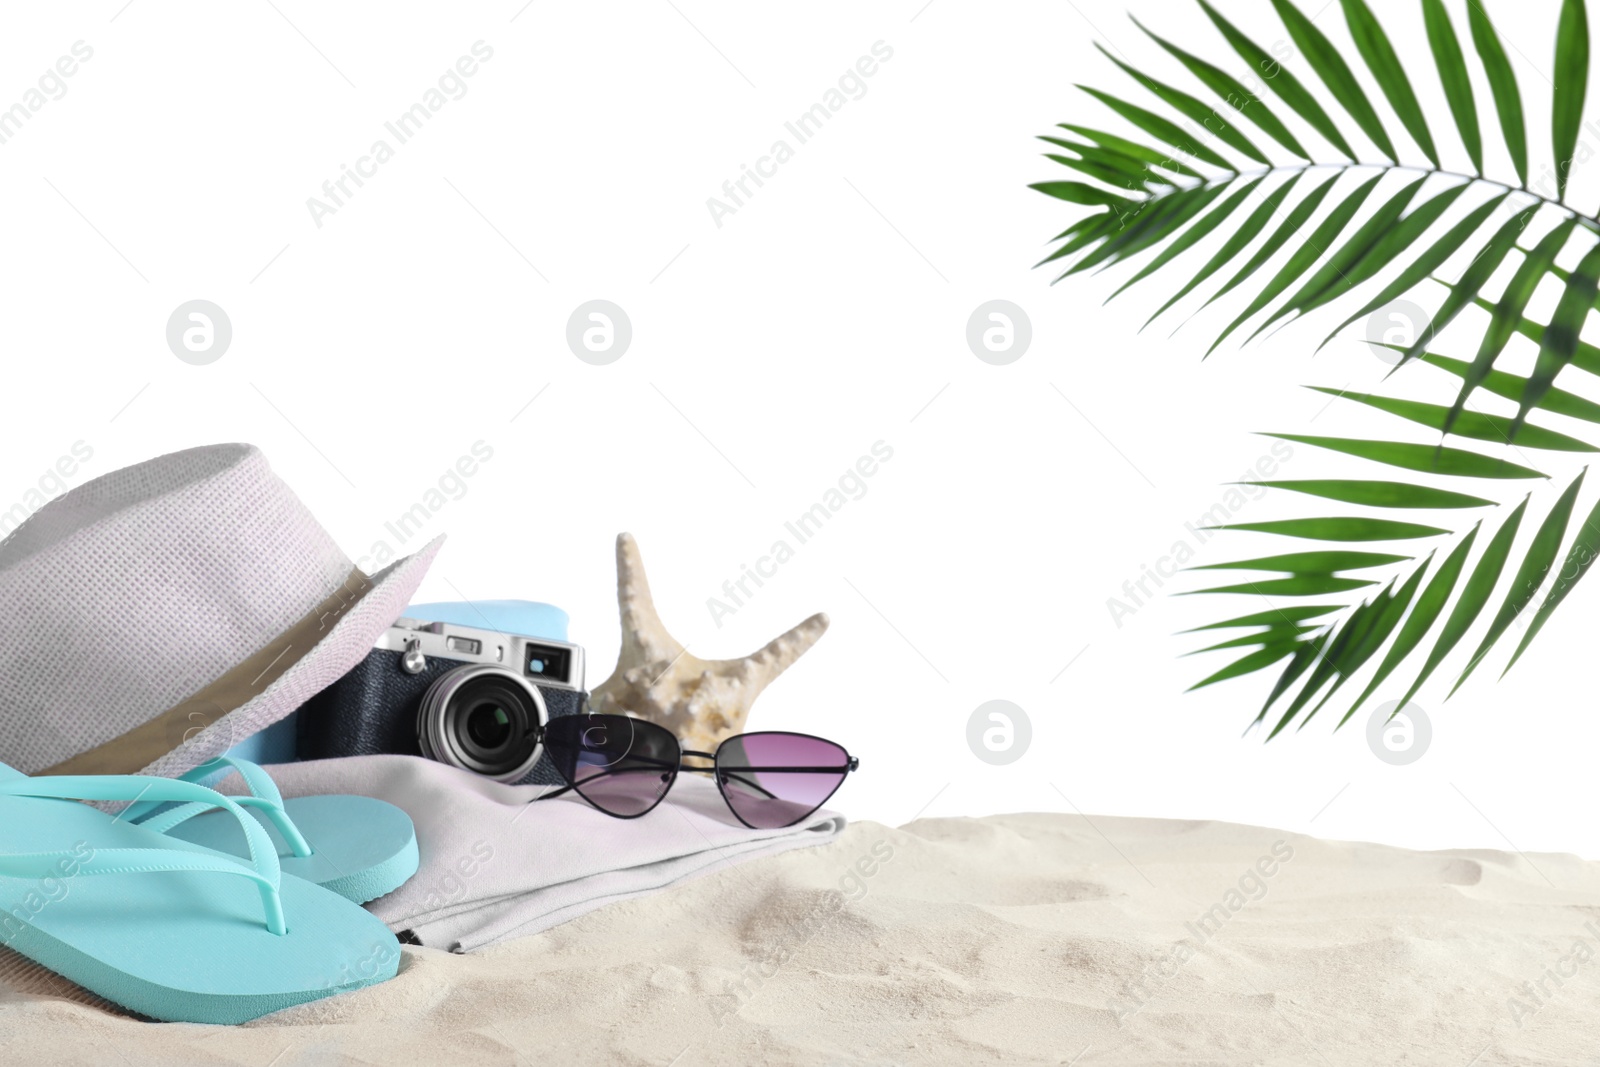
[0,765,401,1024]
[123,757,419,904]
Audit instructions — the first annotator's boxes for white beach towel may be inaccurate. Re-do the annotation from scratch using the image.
[220,755,845,951]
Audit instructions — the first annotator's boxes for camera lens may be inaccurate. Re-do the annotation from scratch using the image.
[417,664,547,783]
[465,703,512,749]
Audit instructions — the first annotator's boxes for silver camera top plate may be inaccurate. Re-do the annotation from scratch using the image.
[376,617,585,692]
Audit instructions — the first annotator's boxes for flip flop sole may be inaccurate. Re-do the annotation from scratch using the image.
[160,794,420,904]
[0,795,400,1024]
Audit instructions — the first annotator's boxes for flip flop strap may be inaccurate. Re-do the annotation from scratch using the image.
[125,758,312,858]
[0,775,285,935]
[0,847,285,935]
[123,756,285,819]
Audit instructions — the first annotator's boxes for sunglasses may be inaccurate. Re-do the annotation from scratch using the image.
[533,714,858,829]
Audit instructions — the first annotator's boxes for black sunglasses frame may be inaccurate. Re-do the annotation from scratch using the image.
[532,717,858,828]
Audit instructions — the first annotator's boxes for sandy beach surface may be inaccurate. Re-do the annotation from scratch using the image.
[3,812,1598,1065]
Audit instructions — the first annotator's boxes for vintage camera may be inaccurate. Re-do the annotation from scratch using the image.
[297,614,586,785]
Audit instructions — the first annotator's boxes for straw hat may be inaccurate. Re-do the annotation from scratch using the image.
[0,442,440,779]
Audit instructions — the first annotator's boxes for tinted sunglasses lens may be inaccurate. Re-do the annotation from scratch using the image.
[716,733,849,829]
[543,714,679,818]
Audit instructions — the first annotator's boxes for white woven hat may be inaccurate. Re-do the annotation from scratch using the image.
[0,442,441,779]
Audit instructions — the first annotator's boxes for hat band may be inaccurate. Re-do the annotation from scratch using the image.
[42,568,375,776]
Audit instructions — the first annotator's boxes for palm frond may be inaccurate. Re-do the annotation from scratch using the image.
[1035,0,1600,734]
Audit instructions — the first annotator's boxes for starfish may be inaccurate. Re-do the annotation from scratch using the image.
[588,533,829,751]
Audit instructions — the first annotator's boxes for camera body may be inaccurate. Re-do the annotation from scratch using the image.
[297,612,586,786]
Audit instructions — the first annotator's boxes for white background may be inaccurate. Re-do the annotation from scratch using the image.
[3,0,1598,858]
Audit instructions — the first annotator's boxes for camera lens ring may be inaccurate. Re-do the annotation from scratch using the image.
[416,663,548,783]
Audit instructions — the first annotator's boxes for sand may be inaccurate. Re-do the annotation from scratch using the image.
[2,812,1598,1065]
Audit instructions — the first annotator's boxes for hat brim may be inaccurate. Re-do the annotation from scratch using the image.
[122,535,444,781]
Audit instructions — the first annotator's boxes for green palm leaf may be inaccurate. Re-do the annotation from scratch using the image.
[1185,575,1379,596]
[1182,605,1346,631]
[1307,384,1599,453]
[1265,589,1388,735]
[1421,0,1482,174]
[1271,0,1396,161]
[1058,124,1204,179]
[1186,550,1411,573]
[1264,433,1545,479]
[1341,530,1478,722]
[1249,480,1494,509]
[1146,172,1306,327]
[1028,180,1131,207]
[1516,241,1600,435]
[1554,0,1591,201]
[1130,15,1312,160]
[1035,0,1600,735]
[1042,142,1167,191]
[1108,178,1265,300]
[1253,633,1332,727]
[1469,0,1528,185]
[1443,218,1578,435]
[1339,0,1438,165]
[1197,171,1341,318]
[1291,182,1468,319]
[1202,517,1449,540]
[1077,86,1236,171]
[1318,192,1507,350]
[1248,176,1430,340]
[1420,352,1600,427]
[1187,626,1318,654]
[1095,45,1268,164]
[1065,184,1227,278]
[1452,470,1588,692]
[1396,204,1540,369]
[1209,172,1383,354]
[1397,501,1529,707]
[1189,643,1301,691]
[1198,0,1357,158]
[1506,489,1600,668]
[1309,561,1432,719]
